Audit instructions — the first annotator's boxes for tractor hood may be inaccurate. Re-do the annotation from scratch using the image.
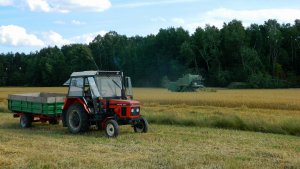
[109,99,140,106]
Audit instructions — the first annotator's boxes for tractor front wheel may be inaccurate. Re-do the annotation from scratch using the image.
[20,114,33,128]
[105,120,119,138]
[66,104,89,134]
[133,117,149,133]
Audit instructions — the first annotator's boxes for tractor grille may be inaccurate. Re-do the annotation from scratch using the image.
[121,107,127,116]
[131,107,140,116]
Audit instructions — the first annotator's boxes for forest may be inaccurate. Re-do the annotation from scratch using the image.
[0,19,300,88]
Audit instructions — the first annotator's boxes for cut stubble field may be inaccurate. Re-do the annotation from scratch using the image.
[0,87,299,168]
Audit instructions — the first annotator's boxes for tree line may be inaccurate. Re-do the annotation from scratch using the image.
[0,19,300,88]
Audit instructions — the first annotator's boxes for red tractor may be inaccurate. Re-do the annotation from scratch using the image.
[62,70,148,137]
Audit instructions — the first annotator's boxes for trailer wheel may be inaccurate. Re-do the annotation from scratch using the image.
[133,117,149,133]
[66,104,89,134]
[20,114,32,128]
[105,120,119,138]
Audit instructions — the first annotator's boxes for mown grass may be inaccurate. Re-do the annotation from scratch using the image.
[0,87,300,168]
[0,113,299,169]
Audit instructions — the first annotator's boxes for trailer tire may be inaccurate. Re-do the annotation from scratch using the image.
[66,104,89,134]
[20,114,32,128]
[105,120,119,138]
[133,117,148,133]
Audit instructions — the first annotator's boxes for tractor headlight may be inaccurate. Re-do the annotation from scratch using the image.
[136,108,140,112]
[131,108,135,113]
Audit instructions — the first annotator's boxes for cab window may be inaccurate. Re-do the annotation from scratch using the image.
[68,77,84,96]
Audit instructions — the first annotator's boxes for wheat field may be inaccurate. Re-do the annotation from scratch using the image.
[0,87,299,168]
[134,88,300,110]
[134,88,300,135]
[1,87,300,110]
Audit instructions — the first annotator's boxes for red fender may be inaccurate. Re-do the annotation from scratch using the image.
[63,98,91,113]
[101,117,115,129]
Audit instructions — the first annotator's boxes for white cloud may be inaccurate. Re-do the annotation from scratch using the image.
[70,31,107,44]
[0,0,13,6]
[26,0,50,12]
[53,20,86,25]
[151,17,167,22]
[172,18,185,25]
[41,30,107,47]
[0,25,106,50]
[71,20,86,25]
[43,31,70,47]
[185,8,300,32]
[42,30,107,47]
[63,0,111,12]
[0,25,44,47]
[151,17,186,24]
[116,0,198,8]
[53,20,66,25]
[207,8,300,26]
[24,0,111,13]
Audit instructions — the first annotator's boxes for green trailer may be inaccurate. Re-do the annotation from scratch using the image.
[8,93,65,128]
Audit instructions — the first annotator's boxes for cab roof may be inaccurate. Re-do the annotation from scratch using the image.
[70,71,98,77]
[63,70,122,85]
[70,70,121,77]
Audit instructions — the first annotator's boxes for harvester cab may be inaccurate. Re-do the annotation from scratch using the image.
[167,74,204,92]
[62,70,148,137]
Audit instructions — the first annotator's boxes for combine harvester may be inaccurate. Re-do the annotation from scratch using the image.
[8,71,148,138]
[167,74,204,92]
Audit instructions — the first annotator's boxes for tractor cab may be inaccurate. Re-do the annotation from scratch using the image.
[65,71,131,98]
[62,70,148,137]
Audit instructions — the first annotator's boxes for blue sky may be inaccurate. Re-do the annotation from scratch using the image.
[0,0,300,53]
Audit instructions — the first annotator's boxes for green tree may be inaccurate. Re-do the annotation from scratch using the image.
[221,20,246,81]
[28,47,67,86]
[89,31,127,70]
[62,44,97,73]
[264,19,282,76]
[240,47,263,75]
[0,19,299,88]
[154,27,190,81]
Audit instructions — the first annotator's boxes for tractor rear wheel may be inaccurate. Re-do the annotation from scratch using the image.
[20,114,33,128]
[105,120,119,138]
[133,117,149,133]
[66,104,89,134]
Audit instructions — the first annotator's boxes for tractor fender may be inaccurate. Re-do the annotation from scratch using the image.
[101,116,115,129]
[62,98,91,127]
